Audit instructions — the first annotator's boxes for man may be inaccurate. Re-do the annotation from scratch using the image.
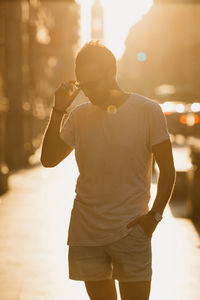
[41,41,176,300]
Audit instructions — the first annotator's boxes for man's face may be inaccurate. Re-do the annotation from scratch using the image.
[75,63,111,107]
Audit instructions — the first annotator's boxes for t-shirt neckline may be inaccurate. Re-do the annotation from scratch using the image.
[95,92,132,114]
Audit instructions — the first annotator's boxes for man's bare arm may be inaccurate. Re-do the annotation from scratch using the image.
[127,139,176,236]
[40,81,80,168]
[40,110,73,168]
[151,139,176,214]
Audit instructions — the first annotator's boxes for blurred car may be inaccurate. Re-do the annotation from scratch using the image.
[160,101,200,139]
[160,101,200,222]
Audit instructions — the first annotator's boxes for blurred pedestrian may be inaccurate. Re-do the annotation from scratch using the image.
[41,41,176,300]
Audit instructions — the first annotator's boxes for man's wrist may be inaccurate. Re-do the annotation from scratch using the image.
[148,210,163,222]
[52,106,67,114]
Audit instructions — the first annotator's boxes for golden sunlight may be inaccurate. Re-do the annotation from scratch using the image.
[78,0,153,59]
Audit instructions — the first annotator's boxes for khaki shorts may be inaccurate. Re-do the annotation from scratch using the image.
[68,223,152,282]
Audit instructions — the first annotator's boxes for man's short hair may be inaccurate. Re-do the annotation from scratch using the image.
[75,40,117,76]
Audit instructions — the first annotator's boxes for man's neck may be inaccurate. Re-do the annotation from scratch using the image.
[100,90,129,110]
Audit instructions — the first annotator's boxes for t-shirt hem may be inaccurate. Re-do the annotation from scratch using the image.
[67,226,135,247]
[151,134,170,147]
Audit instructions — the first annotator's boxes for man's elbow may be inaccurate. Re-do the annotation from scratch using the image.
[40,155,58,168]
[166,166,176,183]
[170,166,176,183]
[159,164,176,182]
[40,161,56,168]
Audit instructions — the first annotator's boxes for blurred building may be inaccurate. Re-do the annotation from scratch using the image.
[0,0,80,193]
[118,0,200,103]
[91,0,104,41]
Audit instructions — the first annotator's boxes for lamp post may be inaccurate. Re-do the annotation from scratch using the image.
[0,1,9,193]
[0,75,9,194]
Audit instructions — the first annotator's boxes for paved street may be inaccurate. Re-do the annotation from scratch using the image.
[0,152,200,300]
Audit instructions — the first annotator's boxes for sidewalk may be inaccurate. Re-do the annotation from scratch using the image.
[0,153,200,300]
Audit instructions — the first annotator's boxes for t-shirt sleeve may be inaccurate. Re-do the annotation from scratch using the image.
[59,111,75,148]
[149,103,170,149]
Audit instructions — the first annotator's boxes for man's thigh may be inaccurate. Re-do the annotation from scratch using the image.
[84,279,117,300]
[118,280,151,300]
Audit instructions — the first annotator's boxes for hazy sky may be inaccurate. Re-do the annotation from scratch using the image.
[78,0,153,59]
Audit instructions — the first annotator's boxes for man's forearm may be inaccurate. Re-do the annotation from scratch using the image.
[151,168,176,215]
[40,110,65,163]
[44,110,65,136]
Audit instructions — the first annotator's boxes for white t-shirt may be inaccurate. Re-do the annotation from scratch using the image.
[60,93,170,246]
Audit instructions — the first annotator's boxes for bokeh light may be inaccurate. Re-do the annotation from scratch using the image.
[137,52,147,62]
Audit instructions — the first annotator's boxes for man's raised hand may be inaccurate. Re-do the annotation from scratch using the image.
[54,81,80,112]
